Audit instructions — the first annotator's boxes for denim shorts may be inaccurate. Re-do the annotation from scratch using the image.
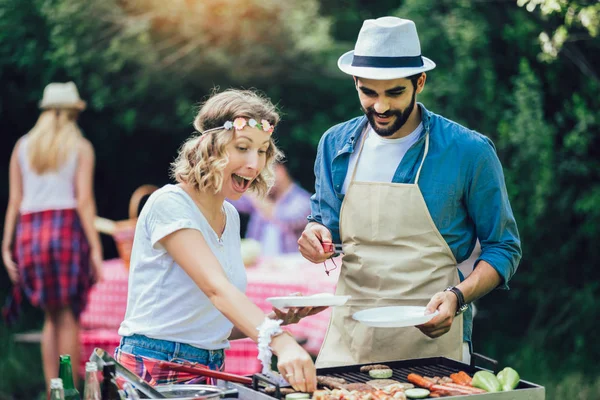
[117,334,225,370]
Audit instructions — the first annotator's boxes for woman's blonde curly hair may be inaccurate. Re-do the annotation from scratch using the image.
[171,89,283,196]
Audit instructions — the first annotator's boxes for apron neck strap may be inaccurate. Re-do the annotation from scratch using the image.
[351,126,430,185]
[414,133,429,184]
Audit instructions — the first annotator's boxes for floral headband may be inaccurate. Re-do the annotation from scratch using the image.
[201,117,274,135]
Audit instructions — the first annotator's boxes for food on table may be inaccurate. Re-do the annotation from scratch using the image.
[369,369,394,379]
[316,375,347,389]
[404,388,430,399]
[472,370,502,393]
[360,364,392,373]
[496,367,520,391]
[240,238,261,266]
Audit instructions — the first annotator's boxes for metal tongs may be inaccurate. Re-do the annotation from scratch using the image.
[89,347,166,398]
[155,360,253,385]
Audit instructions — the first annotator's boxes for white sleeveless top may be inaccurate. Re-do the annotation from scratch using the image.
[18,135,79,214]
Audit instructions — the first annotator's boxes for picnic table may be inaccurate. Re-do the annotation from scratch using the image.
[79,254,340,376]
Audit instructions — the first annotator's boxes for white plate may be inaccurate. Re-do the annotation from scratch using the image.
[267,294,351,308]
[352,306,438,328]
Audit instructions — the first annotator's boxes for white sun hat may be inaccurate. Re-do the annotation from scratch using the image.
[39,81,87,110]
[338,16,436,80]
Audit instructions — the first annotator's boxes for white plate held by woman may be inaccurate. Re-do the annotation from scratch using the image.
[352,306,438,328]
[267,293,351,308]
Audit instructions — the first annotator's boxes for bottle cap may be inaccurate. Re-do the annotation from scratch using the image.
[50,378,64,389]
[85,361,98,372]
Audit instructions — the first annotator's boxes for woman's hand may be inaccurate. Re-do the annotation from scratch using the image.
[90,247,104,283]
[272,306,328,326]
[2,244,18,284]
[271,333,316,393]
[270,292,328,325]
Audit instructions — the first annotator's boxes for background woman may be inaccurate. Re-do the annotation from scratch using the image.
[116,89,321,392]
[2,82,103,390]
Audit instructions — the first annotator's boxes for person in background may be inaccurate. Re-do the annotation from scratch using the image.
[230,162,311,256]
[116,89,322,391]
[298,17,521,367]
[2,82,103,390]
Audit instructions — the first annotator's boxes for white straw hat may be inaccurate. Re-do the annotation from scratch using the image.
[338,16,435,80]
[39,81,87,110]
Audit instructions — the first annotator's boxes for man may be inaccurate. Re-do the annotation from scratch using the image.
[231,162,311,255]
[298,16,521,367]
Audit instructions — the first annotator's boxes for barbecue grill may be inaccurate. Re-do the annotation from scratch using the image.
[217,356,545,400]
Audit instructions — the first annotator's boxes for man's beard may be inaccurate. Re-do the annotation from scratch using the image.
[363,91,416,137]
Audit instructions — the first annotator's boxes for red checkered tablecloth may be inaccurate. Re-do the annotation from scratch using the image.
[79,255,339,377]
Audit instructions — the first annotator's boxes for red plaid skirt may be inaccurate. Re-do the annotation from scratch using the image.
[3,209,93,324]
[115,349,224,386]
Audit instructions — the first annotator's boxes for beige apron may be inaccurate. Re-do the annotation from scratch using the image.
[316,132,463,368]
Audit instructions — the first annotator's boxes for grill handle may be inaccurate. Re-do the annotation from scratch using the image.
[470,352,499,373]
[252,373,282,397]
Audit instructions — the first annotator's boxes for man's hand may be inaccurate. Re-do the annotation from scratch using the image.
[416,290,459,338]
[298,222,334,263]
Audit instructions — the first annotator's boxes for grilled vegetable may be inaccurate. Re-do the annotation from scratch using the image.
[360,364,391,372]
[497,367,520,391]
[369,369,393,379]
[472,371,501,392]
[285,393,310,400]
[404,388,430,399]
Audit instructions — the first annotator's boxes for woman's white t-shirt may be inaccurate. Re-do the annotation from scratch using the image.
[118,184,248,350]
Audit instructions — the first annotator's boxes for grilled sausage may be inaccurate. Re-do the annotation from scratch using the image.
[316,376,347,389]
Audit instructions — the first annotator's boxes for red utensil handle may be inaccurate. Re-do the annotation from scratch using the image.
[155,361,253,385]
[321,242,333,252]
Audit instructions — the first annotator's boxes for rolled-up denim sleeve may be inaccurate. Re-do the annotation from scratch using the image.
[466,138,522,289]
[307,132,341,242]
[308,135,325,226]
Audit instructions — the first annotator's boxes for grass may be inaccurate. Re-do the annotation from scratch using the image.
[0,323,46,399]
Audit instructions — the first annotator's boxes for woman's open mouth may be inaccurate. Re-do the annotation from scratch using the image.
[232,173,253,193]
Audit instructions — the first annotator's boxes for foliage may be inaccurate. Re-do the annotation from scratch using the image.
[518,1,599,51]
[1,0,599,396]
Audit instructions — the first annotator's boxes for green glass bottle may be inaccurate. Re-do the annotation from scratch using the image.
[59,354,81,400]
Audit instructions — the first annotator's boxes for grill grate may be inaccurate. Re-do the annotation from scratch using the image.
[240,357,544,400]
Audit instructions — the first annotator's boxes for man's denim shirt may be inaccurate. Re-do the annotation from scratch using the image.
[308,103,522,344]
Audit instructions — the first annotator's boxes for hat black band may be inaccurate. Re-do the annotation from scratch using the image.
[351,55,424,68]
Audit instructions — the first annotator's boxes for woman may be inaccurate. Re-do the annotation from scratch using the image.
[2,82,103,390]
[116,89,321,392]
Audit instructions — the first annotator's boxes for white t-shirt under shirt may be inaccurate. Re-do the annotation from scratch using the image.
[118,184,247,350]
[342,123,423,194]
